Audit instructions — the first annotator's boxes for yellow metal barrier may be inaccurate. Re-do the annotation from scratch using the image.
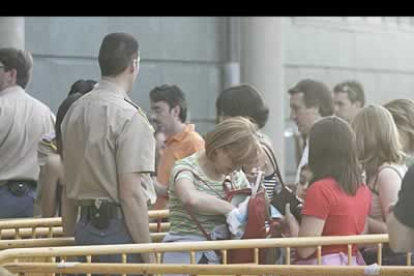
[0,234,412,275]
[4,263,414,276]
[0,209,170,239]
[0,234,402,264]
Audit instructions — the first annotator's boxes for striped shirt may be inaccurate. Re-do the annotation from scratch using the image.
[263,172,281,199]
[168,152,250,236]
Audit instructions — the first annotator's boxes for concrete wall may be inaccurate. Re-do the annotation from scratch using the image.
[23,16,414,181]
[25,16,229,135]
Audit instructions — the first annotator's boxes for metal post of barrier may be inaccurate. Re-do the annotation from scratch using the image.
[378,243,383,265]
[121,254,127,276]
[190,251,196,264]
[254,248,259,264]
[86,255,91,276]
[347,244,352,265]
[221,250,227,265]
[286,247,291,265]
[317,246,322,265]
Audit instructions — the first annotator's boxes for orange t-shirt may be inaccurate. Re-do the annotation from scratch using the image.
[153,124,205,210]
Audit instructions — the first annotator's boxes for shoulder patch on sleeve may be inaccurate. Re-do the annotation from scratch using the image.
[124,98,154,133]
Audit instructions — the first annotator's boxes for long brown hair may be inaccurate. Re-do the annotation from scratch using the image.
[308,116,362,195]
[351,105,405,183]
[384,99,414,153]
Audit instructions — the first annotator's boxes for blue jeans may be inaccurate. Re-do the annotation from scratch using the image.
[0,184,36,218]
[162,233,220,276]
[75,217,143,276]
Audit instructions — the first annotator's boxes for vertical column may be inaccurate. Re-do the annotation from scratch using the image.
[240,17,285,174]
[222,17,240,89]
[0,17,25,49]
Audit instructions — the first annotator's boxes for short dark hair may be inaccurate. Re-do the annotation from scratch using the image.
[288,79,334,117]
[55,93,84,156]
[98,33,139,77]
[216,84,269,129]
[333,80,365,106]
[149,84,187,123]
[308,116,362,196]
[0,47,33,89]
[68,79,97,96]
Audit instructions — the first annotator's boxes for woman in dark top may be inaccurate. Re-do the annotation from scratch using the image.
[216,84,281,198]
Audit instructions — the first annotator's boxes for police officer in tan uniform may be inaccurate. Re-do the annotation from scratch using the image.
[0,48,55,218]
[61,33,156,265]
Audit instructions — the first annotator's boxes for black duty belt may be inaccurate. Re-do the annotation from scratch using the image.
[79,202,124,229]
[3,180,36,197]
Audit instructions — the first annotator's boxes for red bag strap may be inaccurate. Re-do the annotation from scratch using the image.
[174,168,226,200]
[187,209,211,240]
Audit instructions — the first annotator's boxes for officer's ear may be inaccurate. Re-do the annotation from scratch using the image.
[127,63,135,74]
[5,68,18,85]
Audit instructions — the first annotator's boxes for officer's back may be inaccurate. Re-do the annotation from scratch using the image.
[0,47,55,218]
[61,32,156,266]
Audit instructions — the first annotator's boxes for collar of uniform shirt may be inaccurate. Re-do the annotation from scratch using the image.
[0,85,25,97]
[97,79,129,99]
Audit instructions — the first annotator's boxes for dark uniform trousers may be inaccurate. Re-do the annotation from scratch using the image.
[0,182,36,218]
[74,206,143,276]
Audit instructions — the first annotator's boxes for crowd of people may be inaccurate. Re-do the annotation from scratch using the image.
[1,31,414,270]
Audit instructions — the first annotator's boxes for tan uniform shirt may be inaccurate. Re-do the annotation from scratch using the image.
[62,80,156,204]
[0,86,55,182]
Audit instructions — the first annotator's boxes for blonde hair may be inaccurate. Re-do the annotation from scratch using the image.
[351,104,405,183]
[384,99,414,152]
[205,116,261,167]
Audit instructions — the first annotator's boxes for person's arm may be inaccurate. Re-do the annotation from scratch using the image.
[367,216,388,233]
[297,216,326,258]
[362,217,369,234]
[152,177,168,197]
[119,172,155,263]
[387,212,414,252]
[286,180,331,258]
[368,168,402,233]
[285,204,326,259]
[115,112,156,263]
[386,166,414,252]
[61,184,78,237]
[38,155,61,217]
[174,177,233,215]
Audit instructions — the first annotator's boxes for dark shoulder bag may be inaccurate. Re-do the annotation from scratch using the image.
[261,143,303,223]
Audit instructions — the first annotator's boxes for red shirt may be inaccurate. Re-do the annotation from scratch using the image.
[302,177,372,257]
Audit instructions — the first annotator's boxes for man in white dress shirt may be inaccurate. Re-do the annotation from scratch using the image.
[287,79,334,184]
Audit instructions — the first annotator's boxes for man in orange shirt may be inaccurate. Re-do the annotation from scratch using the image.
[149,84,205,210]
